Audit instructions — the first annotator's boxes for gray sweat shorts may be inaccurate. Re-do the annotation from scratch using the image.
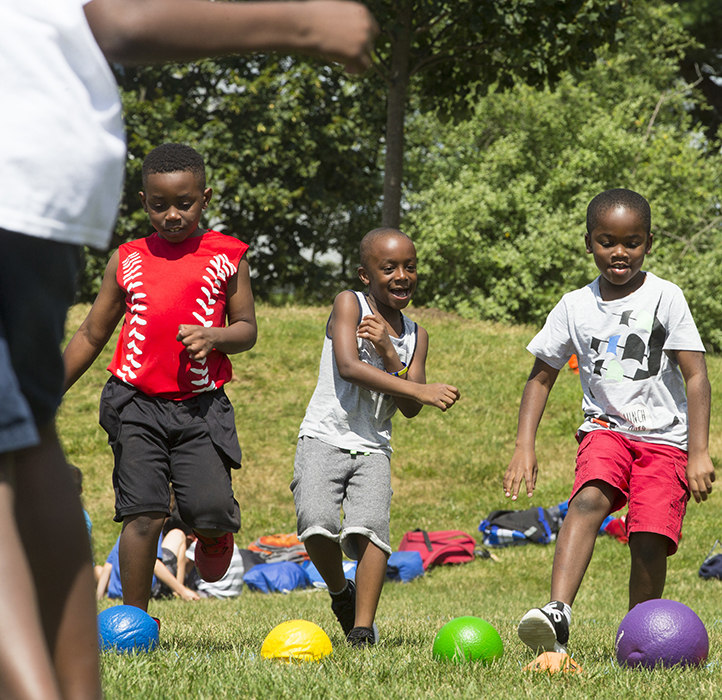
[291,436,392,559]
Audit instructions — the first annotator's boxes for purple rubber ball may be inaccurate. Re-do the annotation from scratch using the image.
[616,599,708,669]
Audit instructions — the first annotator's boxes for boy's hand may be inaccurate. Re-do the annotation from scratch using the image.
[686,453,715,503]
[303,1,379,74]
[415,383,460,411]
[503,448,538,500]
[177,324,216,361]
[175,586,201,602]
[357,314,394,358]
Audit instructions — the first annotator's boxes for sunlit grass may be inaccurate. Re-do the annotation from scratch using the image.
[60,303,722,699]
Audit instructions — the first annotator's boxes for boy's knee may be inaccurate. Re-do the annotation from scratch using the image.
[570,481,617,518]
[123,512,165,538]
[629,532,669,562]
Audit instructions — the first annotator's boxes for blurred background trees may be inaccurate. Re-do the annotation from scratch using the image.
[79,0,722,348]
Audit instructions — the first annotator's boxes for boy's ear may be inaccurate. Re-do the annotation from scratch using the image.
[584,233,593,253]
[645,231,654,253]
[139,191,147,211]
[203,187,212,208]
[358,265,370,285]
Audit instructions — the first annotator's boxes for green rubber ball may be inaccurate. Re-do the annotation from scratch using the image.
[432,616,504,665]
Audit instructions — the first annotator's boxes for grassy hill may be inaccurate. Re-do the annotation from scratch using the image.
[59,303,722,699]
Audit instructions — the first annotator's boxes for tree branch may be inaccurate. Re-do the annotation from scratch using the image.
[411,41,491,77]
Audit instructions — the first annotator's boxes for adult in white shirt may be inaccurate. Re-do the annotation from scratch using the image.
[0,3,376,698]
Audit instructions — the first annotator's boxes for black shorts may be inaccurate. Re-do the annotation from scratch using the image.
[99,376,242,531]
[0,228,80,452]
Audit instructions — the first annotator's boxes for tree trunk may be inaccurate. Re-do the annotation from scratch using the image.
[381,3,412,229]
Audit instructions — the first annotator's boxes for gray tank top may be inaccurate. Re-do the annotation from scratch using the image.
[298,292,418,455]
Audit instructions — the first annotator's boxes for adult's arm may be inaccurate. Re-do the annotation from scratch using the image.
[84,0,378,73]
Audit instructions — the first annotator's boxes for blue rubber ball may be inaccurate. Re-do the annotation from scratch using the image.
[98,605,159,653]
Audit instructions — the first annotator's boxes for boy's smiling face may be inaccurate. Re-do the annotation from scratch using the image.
[139,170,211,243]
[585,205,653,301]
[358,233,418,312]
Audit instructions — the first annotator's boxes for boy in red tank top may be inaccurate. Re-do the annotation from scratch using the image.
[64,143,257,617]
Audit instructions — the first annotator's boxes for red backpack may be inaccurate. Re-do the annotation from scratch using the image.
[398,529,476,569]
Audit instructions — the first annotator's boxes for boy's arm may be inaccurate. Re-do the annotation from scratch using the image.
[357,311,431,417]
[390,326,429,419]
[84,0,378,74]
[153,560,201,601]
[177,259,257,359]
[503,358,559,500]
[677,350,715,503]
[63,251,126,392]
[331,292,459,412]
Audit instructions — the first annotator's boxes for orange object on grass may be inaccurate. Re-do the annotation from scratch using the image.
[523,651,583,674]
[568,354,579,374]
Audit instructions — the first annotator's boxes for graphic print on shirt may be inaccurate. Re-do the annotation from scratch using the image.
[188,253,237,393]
[117,251,146,383]
[588,299,673,431]
[116,250,237,393]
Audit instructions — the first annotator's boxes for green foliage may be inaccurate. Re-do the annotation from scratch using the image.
[76,58,385,303]
[405,2,722,347]
[369,0,625,114]
[368,0,626,226]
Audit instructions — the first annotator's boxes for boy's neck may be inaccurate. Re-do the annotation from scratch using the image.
[366,293,403,336]
[598,271,647,302]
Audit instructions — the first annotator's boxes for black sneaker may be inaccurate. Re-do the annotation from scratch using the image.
[517,602,569,653]
[330,580,356,636]
[346,626,376,647]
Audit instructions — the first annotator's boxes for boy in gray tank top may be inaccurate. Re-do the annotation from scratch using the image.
[292,228,460,647]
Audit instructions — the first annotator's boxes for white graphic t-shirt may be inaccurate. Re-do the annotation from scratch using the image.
[527,273,704,449]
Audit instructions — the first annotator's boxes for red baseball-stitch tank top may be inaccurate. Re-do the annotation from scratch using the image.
[108,230,249,399]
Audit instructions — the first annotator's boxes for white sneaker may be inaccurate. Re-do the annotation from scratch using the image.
[518,602,569,653]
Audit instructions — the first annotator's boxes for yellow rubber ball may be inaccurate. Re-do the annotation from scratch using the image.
[432,616,504,665]
[261,620,332,662]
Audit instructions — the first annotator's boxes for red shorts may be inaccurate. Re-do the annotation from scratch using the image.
[571,430,689,554]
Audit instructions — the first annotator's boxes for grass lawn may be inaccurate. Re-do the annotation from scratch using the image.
[59,303,722,699]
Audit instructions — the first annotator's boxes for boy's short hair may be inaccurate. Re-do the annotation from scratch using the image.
[142,143,206,189]
[586,188,651,236]
[359,228,413,268]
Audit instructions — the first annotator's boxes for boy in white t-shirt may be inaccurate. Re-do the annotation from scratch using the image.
[503,189,715,654]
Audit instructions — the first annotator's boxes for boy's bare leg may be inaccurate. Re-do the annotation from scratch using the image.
[0,453,63,700]
[352,536,386,629]
[550,480,617,605]
[628,532,668,609]
[119,513,165,611]
[303,534,347,592]
[13,422,102,700]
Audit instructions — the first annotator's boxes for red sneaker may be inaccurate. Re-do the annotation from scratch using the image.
[194,531,234,582]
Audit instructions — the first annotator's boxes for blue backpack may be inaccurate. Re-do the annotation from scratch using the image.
[478,505,565,547]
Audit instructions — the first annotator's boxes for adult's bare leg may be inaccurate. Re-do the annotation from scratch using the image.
[13,421,102,700]
[0,450,63,700]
